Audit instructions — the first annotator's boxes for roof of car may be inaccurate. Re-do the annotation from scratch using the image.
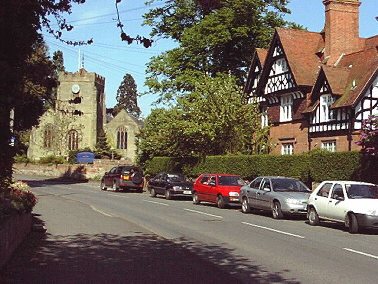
[201,173,241,176]
[321,180,376,185]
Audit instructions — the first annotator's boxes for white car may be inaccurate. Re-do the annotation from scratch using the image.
[307,181,378,233]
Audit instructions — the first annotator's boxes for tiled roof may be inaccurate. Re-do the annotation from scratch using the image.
[255,48,268,66]
[332,47,378,108]
[276,28,323,86]
[323,66,350,96]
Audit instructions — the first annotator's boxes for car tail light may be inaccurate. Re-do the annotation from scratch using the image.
[121,174,130,181]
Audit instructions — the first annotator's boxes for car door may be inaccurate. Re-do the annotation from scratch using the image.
[196,175,210,201]
[313,182,333,218]
[327,183,348,221]
[206,175,218,203]
[255,178,272,210]
[149,173,161,193]
[105,167,117,187]
[247,177,263,208]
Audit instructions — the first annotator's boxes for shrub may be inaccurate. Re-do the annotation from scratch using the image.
[39,155,66,165]
[14,154,31,164]
[0,181,37,216]
[145,151,376,184]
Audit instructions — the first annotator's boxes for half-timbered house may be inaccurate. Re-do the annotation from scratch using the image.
[244,0,378,155]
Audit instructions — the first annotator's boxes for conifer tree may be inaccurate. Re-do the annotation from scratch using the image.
[113,73,141,118]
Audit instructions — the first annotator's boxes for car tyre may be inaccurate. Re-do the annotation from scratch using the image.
[217,195,226,209]
[165,189,172,200]
[241,197,251,213]
[348,213,359,234]
[112,181,119,192]
[308,207,320,226]
[272,201,284,219]
[150,188,157,197]
[100,180,107,191]
[193,192,200,205]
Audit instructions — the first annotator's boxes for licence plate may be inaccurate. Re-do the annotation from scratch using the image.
[183,190,192,195]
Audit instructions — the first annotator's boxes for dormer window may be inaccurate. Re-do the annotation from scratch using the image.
[280,94,293,122]
[320,94,335,122]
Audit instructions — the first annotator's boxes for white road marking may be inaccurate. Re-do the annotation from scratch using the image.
[242,221,305,239]
[90,205,113,217]
[184,208,223,219]
[143,200,170,206]
[343,248,378,260]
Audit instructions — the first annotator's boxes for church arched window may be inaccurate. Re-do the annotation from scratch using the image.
[43,124,54,149]
[117,126,127,149]
[67,129,79,151]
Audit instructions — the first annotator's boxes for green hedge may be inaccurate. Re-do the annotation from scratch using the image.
[145,151,377,184]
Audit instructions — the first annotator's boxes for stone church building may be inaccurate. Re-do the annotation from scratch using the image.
[27,68,143,162]
[245,0,377,155]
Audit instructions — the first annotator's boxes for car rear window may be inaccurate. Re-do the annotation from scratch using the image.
[346,184,378,199]
[120,166,142,174]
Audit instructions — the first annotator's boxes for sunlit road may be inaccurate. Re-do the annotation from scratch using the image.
[6,175,378,283]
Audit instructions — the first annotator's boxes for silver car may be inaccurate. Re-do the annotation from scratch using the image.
[240,176,311,219]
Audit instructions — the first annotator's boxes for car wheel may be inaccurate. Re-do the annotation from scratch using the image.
[100,180,107,191]
[112,181,119,192]
[308,207,320,225]
[193,192,200,205]
[150,188,157,197]
[217,195,226,209]
[241,197,251,213]
[272,201,283,219]
[165,189,172,200]
[348,213,359,234]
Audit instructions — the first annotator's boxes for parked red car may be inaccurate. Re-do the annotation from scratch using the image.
[193,173,245,208]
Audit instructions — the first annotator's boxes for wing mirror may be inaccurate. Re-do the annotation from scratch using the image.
[263,187,271,192]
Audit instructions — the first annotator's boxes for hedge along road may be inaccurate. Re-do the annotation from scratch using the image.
[2,175,378,284]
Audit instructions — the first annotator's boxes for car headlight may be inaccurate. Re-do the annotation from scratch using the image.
[286,198,302,205]
[172,186,182,191]
[229,192,239,197]
[365,209,378,216]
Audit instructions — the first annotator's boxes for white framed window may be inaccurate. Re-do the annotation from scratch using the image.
[321,140,336,152]
[281,143,294,155]
[261,106,268,128]
[280,94,293,122]
[320,94,335,122]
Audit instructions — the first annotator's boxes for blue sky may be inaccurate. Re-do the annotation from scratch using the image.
[43,0,377,117]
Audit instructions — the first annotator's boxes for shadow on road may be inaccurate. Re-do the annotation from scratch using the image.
[1,218,299,284]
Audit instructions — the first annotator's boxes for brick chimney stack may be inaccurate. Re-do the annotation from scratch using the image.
[323,0,361,65]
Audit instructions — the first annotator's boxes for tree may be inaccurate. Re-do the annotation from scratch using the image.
[0,0,90,189]
[143,0,295,103]
[113,73,141,117]
[356,115,378,156]
[137,74,268,164]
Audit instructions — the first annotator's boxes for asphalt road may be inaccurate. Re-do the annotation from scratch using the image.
[2,175,378,283]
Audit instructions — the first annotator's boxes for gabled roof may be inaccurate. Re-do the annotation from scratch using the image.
[255,48,268,66]
[275,28,323,86]
[332,46,378,108]
[244,48,267,93]
[323,66,350,96]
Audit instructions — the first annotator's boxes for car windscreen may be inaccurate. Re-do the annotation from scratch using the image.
[271,178,310,192]
[218,176,245,186]
[167,174,187,182]
[346,184,378,199]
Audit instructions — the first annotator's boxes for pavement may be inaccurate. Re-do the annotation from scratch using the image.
[0,178,242,284]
